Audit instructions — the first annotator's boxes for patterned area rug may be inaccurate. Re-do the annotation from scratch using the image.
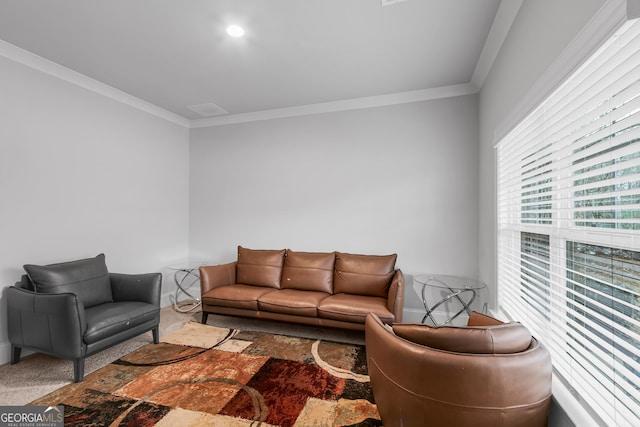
[31,322,382,426]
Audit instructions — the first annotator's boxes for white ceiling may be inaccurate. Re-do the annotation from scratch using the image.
[0,0,515,124]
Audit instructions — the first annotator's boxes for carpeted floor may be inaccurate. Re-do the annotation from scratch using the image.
[26,320,378,426]
[0,307,366,409]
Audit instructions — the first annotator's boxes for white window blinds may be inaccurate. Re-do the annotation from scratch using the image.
[497,18,640,427]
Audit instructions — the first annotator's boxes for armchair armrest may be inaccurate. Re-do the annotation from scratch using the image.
[110,272,162,306]
[6,286,86,359]
[386,269,404,322]
[199,262,237,294]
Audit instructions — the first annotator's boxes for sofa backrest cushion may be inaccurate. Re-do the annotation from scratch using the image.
[281,250,335,293]
[392,321,533,354]
[23,253,113,308]
[236,246,285,288]
[333,252,397,298]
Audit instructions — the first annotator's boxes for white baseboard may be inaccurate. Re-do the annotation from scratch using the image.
[0,341,11,366]
[160,291,175,308]
[0,341,35,367]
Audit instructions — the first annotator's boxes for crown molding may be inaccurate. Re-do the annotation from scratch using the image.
[0,39,481,130]
[0,40,190,128]
[190,83,478,128]
[471,0,524,90]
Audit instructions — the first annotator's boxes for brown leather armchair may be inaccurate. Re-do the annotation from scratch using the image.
[365,312,552,427]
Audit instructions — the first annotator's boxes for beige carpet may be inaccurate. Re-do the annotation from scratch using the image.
[0,308,365,407]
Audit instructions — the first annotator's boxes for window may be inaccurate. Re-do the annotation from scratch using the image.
[497,19,640,427]
[521,232,551,320]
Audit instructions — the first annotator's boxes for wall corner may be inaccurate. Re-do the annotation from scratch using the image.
[628,0,640,18]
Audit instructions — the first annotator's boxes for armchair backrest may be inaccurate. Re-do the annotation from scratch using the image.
[392,318,533,354]
[23,253,113,308]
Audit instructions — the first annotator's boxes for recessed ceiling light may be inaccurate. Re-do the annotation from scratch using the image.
[226,25,245,38]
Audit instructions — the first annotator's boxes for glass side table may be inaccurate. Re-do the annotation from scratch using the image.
[168,265,202,313]
[413,274,487,326]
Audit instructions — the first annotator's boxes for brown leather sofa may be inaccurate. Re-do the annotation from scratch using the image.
[199,246,404,331]
[365,312,552,427]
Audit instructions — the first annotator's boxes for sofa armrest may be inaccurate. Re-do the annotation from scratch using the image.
[199,262,237,294]
[6,286,86,358]
[110,272,162,306]
[386,269,404,322]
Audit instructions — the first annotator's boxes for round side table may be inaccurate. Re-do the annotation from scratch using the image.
[168,265,202,313]
[413,274,487,325]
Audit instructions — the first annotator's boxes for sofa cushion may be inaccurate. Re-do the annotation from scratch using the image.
[258,289,330,317]
[24,253,113,308]
[281,250,335,293]
[333,252,397,298]
[318,293,395,324]
[236,246,285,288]
[392,321,533,354]
[202,284,277,310]
[84,301,159,344]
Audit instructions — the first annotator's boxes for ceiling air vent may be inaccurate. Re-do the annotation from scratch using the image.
[186,102,228,117]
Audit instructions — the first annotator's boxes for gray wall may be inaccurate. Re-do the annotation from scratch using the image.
[0,54,190,364]
[189,95,479,315]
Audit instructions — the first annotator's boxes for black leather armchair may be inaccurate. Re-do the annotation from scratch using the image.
[7,254,162,382]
